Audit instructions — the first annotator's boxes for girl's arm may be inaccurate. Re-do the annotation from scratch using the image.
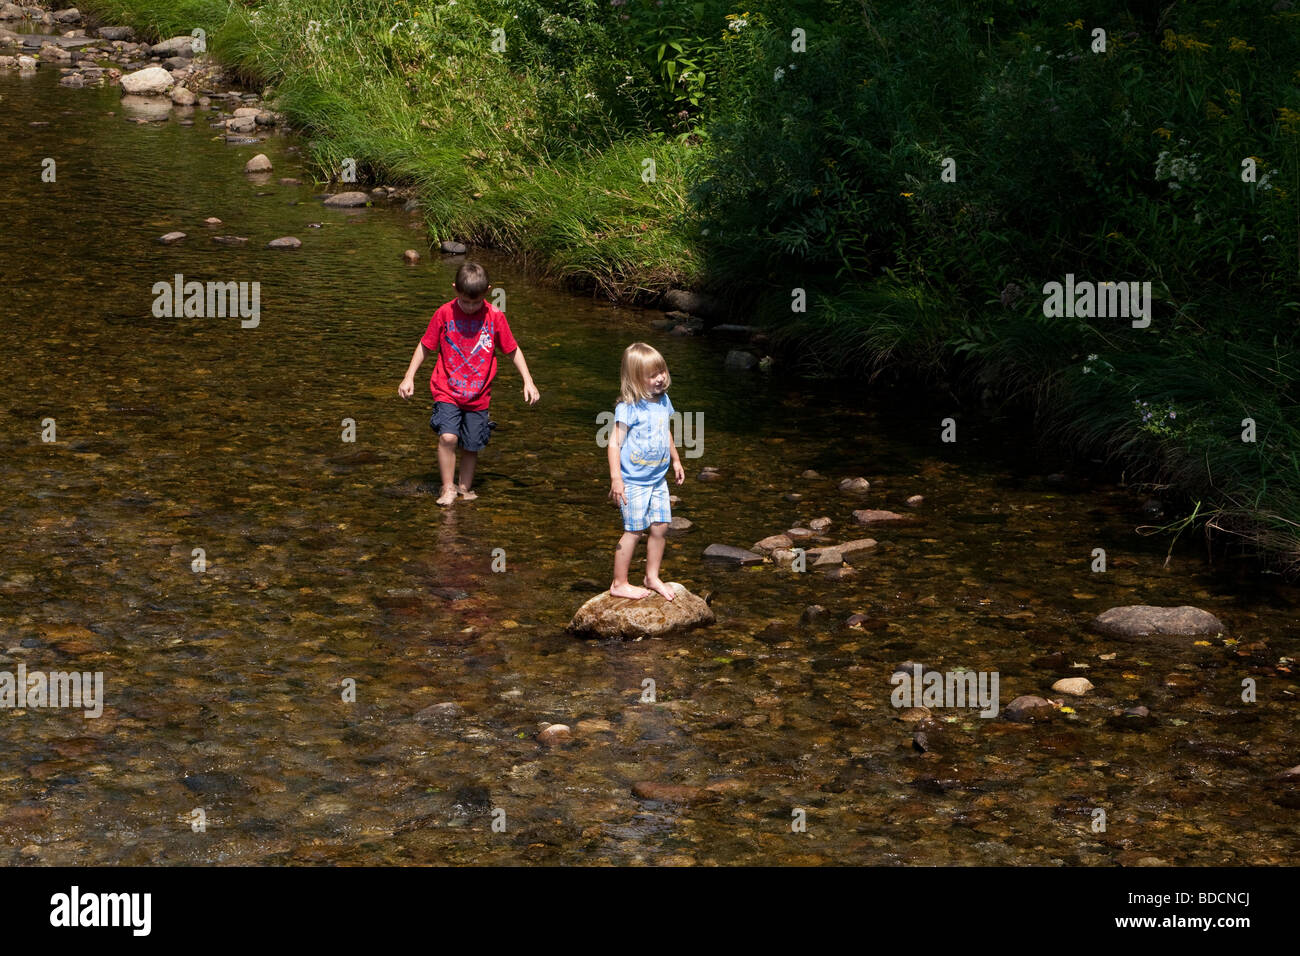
[608,422,628,504]
[508,348,540,404]
[668,419,686,484]
[398,342,431,399]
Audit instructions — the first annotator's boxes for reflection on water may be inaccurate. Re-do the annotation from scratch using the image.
[1,67,1297,865]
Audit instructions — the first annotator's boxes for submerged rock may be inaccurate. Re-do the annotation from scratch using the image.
[702,543,762,565]
[568,583,714,640]
[536,724,571,746]
[632,781,718,804]
[852,509,913,525]
[244,153,272,173]
[839,477,870,493]
[1090,606,1224,640]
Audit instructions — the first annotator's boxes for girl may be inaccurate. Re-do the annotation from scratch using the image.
[608,343,685,600]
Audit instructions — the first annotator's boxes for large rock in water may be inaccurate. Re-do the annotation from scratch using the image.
[119,66,174,95]
[568,583,714,640]
[1090,606,1224,640]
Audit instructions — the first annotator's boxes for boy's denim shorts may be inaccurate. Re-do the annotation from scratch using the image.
[620,478,672,532]
[431,402,495,452]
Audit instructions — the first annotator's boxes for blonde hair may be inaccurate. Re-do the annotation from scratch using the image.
[619,342,671,404]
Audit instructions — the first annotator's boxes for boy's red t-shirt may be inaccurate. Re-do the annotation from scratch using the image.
[420,299,518,411]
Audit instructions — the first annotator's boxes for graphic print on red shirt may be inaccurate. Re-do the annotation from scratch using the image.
[420,300,518,411]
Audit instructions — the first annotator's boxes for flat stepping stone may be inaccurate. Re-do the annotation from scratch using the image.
[852,509,913,525]
[702,544,763,565]
[837,538,878,560]
[1090,605,1224,639]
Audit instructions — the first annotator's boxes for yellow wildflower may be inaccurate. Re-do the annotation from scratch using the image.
[900,192,913,197]
[1280,107,1300,134]
[1154,127,1173,139]
[1228,37,1254,52]
[1162,30,1210,53]
[1067,19,1084,30]
[1206,101,1226,119]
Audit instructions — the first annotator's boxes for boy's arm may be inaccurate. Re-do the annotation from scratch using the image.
[398,342,432,399]
[507,348,540,404]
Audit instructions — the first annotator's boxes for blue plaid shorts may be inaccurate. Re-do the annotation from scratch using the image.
[621,478,671,532]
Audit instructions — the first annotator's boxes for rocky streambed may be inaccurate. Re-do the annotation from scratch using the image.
[1,1,1298,867]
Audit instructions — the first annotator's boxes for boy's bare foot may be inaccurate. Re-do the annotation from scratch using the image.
[644,578,676,601]
[609,583,650,600]
[457,485,478,501]
[436,485,458,506]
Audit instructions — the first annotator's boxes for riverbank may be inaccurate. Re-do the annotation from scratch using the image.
[22,0,1300,570]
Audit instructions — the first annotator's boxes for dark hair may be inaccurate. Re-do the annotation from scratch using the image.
[454,262,490,298]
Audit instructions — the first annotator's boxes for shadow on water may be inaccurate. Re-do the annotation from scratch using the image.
[1,66,1298,865]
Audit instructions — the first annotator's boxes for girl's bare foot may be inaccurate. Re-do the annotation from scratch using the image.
[457,485,478,501]
[610,583,650,599]
[436,485,458,506]
[644,578,676,601]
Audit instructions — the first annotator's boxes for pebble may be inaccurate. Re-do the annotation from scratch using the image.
[537,724,571,746]
[1052,677,1094,695]
[158,231,185,244]
[839,477,870,493]
[809,517,832,531]
[751,533,792,554]
[905,495,924,507]
[267,236,301,249]
[1003,695,1056,722]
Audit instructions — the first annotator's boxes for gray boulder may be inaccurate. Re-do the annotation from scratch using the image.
[1090,605,1225,640]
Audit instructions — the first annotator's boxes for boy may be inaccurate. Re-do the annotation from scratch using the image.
[398,262,539,505]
